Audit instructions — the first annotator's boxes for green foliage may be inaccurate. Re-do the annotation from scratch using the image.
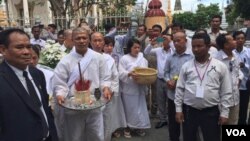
[226,0,250,24]
[196,4,221,26]
[173,4,222,30]
[225,4,238,25]
[173,12,196,30]
[233,0,250,19]
[104,0,136,15]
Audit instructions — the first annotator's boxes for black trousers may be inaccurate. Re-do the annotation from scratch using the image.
[43,135,51,141]
[248,110,250,125]
[168,99,180,141]
[238,90,250,125]
[182,105,220,141]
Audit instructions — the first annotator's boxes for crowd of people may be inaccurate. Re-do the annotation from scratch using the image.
[0,15,250,141]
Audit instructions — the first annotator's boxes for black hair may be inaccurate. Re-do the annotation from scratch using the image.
[48,24,57,29]
[104,23,115,32]
[57,29,64,36]
[216,33,229,50]
[161,29,168,35]
[1,28,30,47]
[31,25,40,31]
[232,31,246,39]
[0,31,4,45]
[211,15,222,22]
[39,24,44,29]
[152,24,162,33]
[192,33,211,46]
[194,29,208,35]
[162,33,173,39]
[138,24,147,31]
[126,38,141,54]
[31,44,41,58]
[172,22,184,29]
[0,26,3,31]
[104,36,115,46]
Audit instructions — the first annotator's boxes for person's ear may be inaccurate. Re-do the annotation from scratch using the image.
[0,45,3,53]
[0,45,7,56]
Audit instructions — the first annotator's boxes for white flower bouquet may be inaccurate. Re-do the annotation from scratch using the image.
[39,40,66,69]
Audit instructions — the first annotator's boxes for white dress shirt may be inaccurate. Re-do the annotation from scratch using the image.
[52,48,111,97]
[233,46,250,90]
[215,50,243,106]
[207,28,227,44]
[7,63,49,126]
[30,38,46,48]
[144,44,173,79]
[175,57,233,118]
[164,49,193,100]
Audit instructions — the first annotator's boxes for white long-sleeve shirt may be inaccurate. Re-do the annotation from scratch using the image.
[118,53,150,129]
[233,46,250,90]
[144,44,173,79]
[8,64,49,126]
[30,38,46,48]
[103,53,119,94]
[175,57,233,118]
[214,50,243,106]
[119,53,148,95]
[52,48,111,98]
[207,28,227,44]
[164,50,193,100]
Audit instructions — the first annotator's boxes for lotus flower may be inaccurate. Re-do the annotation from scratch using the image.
[75,79,91,91]
[173,75,179,81]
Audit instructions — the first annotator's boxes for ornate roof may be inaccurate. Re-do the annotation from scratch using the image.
[145,0,165,17]
[174,0,182,11]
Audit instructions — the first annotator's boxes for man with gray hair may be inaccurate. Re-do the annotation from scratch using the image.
[60,29,73,53]
[52,27,112,141]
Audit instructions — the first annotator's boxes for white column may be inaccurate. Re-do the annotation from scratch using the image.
[92,4,97,25]
[98,8,102,28]
[47,1,52,24]
[22,0,30,26]
[221,0,228,29]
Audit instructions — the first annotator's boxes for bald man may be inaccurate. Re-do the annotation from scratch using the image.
[164,31,193,141]
[60,29,73,53]
[52,28,112,141]
[91,32,126,141]
[91,32,105,53]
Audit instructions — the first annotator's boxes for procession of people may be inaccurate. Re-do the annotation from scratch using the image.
[0,14,250,141]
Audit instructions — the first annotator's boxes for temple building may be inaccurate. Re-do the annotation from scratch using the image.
[145,0,166,30]
[173,0,184,14]
[166,0,172,24]
[3,0,51,27]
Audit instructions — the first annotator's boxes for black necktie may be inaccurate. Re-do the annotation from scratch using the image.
[23,71,42,107]
[23,71,49,137]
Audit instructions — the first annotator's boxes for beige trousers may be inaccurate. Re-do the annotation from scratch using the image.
[227,104,239,125]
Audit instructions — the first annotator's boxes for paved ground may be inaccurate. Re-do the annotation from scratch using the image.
[111,117,170,141]
[112,104,250,141]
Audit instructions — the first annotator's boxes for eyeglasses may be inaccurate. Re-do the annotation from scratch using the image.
[229,61,233,72]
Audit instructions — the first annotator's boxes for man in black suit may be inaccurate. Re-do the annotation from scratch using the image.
[0,28,58,141]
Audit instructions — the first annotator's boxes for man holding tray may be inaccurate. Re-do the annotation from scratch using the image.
[52,27,112,141]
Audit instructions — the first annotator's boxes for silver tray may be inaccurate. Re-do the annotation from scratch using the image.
[61,95,109,111]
